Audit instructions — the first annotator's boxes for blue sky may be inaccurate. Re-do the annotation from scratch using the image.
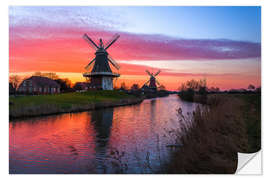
[10,6,261,42]
[118,6,261,42]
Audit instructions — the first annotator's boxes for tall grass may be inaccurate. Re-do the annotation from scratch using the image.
[86,94,260,174]
[165,95,250,173]
[84,94,260,174]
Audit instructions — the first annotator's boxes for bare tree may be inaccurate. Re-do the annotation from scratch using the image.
[9,75,21,90]
[131,84,139,91]
[248,84,256,91]
[33,72,59,80]
[179,79,207,92]
[120,82,127,90]
[158,84,166,91]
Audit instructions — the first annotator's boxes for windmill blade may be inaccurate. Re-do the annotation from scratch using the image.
[154,70,161,77]
[145,70,152,76]
[144,80,150,86]
[85,58,96,70]
[156,79,161,86]
[104,34,120,50]
[108,55,120,70]
[83,34,99,50]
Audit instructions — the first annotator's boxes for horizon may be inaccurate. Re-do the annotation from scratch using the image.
[9,6,261,91]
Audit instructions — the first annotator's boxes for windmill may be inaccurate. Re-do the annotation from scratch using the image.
[82,33,120,90]
[143,70,161,91]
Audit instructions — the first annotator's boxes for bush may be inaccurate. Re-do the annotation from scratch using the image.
[179,88,194,102]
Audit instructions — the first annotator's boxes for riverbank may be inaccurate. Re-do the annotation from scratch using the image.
[9,91,144,120]
[165,93,261,173]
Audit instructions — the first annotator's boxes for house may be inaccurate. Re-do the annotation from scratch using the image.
[141,84,155,93]
[18,76,60,94]
[73,82,92,91]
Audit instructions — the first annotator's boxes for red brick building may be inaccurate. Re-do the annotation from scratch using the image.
[18,76,60,94]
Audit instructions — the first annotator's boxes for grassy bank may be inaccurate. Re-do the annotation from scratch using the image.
[165,93,260,173]
[143,90,170,99]
[9,91,142,119]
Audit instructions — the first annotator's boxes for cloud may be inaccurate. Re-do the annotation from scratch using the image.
[10,26,261,61]
[9,6,261,62]
[112,33,261,60]
[9,6,126,31]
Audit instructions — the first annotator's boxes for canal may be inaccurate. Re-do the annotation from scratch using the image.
[9,94,198,174]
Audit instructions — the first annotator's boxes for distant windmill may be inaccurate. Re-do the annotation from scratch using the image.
[82,33,120,90]
[143,70,161,91]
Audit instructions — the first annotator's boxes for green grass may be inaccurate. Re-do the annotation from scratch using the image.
[10,90,133,107]
[9,91,137,118]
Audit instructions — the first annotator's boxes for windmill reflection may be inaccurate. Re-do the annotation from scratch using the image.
[91,108,114,173]
[150,99,157,121]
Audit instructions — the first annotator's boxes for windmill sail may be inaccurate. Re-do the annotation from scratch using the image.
[108,55,120,70]
[83,34,99,51]
[104,34,120,50]
[145,70,152,76]
[85,58,96,70]
[154,70,161,76]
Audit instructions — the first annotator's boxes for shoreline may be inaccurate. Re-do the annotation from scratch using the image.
[165,93,261,173]
[9,97,144,120]
[9,90,171,120]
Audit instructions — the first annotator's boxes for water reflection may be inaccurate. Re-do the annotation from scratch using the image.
[9,95,198,174]
[91,108,114,173]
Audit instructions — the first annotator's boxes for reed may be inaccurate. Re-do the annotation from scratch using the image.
[165,94,260,173]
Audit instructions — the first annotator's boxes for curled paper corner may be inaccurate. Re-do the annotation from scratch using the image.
[236,151,262,174]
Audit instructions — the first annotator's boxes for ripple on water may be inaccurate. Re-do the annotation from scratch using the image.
[9,95,198,174]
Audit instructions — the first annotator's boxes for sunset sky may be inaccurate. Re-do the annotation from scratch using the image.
[9,6,261,90]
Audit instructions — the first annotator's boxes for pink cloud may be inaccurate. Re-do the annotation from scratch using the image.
[10,25,261,63]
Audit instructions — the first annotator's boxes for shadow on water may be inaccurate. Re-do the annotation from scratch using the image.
[90,108,114,173]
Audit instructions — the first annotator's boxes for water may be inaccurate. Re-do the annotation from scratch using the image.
[9,94,198,174]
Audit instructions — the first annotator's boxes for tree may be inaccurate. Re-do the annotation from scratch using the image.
[248,84,256,91]
[130,84,139,91]
[179,83,187,91]
[33,72,59,80]
[178,79,208,102]
[55,78,72,92]
[255,86,261,93]
[209,87,220,93]
[120,82,127,90]
[179,79,207,92]
[9,75,21,90]
[73,83,83,91]
[158,84,166,91]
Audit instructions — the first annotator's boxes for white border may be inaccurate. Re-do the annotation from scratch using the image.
[2,0,269,179]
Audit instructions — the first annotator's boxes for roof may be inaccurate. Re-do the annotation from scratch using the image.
[22,76,60,88]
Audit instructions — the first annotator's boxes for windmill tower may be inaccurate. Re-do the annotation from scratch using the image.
[143,70,161,91]
[82,33,120,90]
